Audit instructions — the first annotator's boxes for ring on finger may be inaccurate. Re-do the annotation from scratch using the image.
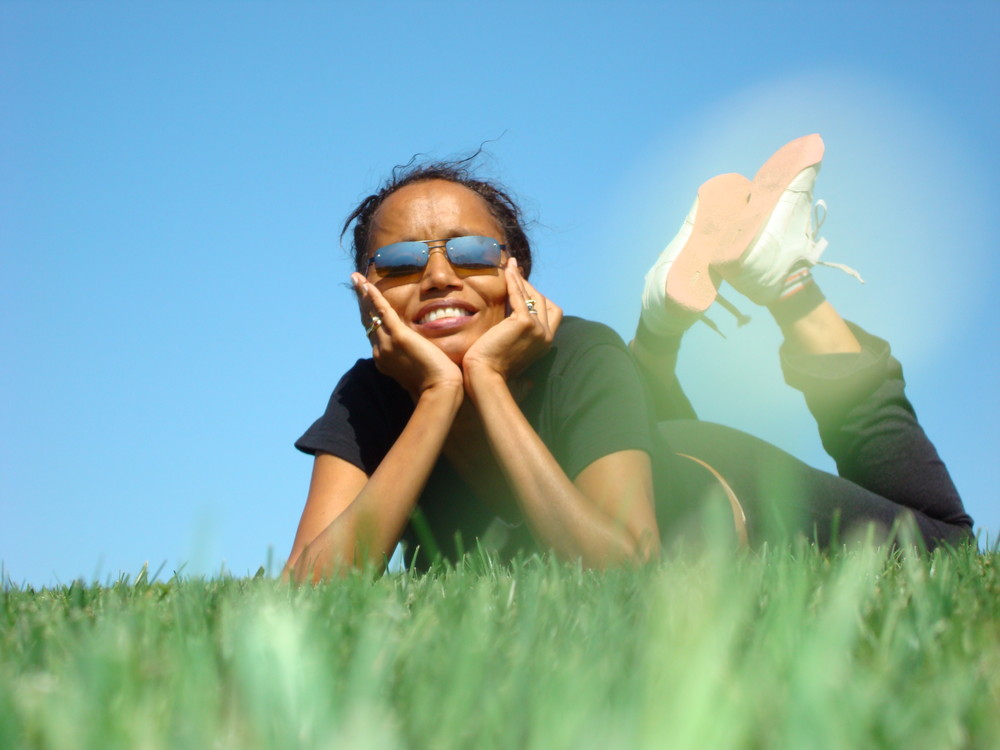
[525,298,539,314]
[365,315,383,336]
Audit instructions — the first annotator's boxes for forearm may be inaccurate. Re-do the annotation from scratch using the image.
[293,383,462,580]
[465,366,653,567]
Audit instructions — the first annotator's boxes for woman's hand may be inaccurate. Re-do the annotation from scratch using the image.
[462,259,563,383]
[287,274,470,580]
[352,273,464,399]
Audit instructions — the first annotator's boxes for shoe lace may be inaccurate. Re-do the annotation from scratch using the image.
[811,199,865,283]
[701,199,864,336]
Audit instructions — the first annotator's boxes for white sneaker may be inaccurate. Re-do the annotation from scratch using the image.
[640,172,751,336]
[721,134,862,305]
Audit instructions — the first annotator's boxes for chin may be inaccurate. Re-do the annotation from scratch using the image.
[431,337,471,366]
[422,319,493,365]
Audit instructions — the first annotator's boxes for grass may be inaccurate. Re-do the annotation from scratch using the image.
[2,541,998,749]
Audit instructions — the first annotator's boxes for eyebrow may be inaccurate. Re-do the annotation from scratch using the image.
[402,228,483,242]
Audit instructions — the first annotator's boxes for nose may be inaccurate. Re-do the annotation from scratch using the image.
[419,243,463,291]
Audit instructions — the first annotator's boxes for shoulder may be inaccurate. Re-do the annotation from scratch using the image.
[551,316,631,358]
[294,357,411,466]
[521,314,640,393]
[333,357,389,394]
[325,357,411,420]
[522,316,654,479]
[541,316,633,377]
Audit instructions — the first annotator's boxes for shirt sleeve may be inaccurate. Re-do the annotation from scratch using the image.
[294,358,412,475]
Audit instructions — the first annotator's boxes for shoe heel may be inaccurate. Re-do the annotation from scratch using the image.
[665,172,751,313]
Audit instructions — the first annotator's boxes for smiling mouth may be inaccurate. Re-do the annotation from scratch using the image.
[417,307,473,325]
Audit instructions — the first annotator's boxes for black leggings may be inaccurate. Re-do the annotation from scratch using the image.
[643,324,974,550]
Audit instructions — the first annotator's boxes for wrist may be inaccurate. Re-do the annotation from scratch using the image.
[416,378,465,411]
[462,360,506,405]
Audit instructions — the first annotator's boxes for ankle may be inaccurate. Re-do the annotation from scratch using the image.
[768,271,826,327]
[633,318,684,357]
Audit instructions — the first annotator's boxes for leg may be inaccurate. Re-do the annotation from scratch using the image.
[632,135,840,421]
[722,139,971,535]
[630,322,697,422]
[641,307,974,549]
[778,316,972,532]
[631,280,862,419]
[762,259,971,533]
[772,293,861,355]
[636,135,972,546]
[654,419,972,551]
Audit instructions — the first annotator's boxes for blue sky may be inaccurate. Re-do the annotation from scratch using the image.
[2,1,997,586]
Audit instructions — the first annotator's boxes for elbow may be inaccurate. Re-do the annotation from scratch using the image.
[578,527,661,570]
[619,527,660,567]
[615,518,662,566]
[282,541,342,584]
[633,528,661,564]
[281,545,319,584]
[286,538,388,583]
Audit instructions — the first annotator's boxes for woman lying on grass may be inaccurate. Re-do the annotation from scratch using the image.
[284,135,973,581]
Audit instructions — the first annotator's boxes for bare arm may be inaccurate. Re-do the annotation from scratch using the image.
[463,262,660,567]
[468,366,659,565]
[283,276,464,581]
[283,381,462,581]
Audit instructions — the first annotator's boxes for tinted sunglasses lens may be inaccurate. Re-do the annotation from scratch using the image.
[447,236,502,269]
[372,242,427,276]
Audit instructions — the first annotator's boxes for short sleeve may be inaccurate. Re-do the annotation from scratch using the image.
[294,359,412,475]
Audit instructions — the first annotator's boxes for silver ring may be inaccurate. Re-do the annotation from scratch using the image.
[364,315,382,336]
[525,299,538,314]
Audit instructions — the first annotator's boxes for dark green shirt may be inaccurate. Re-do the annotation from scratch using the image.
[296,316,657,566]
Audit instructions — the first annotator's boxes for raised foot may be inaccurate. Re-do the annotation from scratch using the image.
[662,172,752,313]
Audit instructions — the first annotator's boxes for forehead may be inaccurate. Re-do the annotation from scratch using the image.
[370,179,501,243]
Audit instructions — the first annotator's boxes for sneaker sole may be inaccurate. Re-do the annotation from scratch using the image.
[665,172,752,313]
[662,134,825,314]
[720,133,825,268]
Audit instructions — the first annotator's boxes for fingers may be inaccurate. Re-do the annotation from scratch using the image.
[351,273,373,323]
[506,259,540,320]
[508,261,560,336]
[351,273,400,341]
[516,274,543,321]
[523,276,563,332]
[351,274,381,341]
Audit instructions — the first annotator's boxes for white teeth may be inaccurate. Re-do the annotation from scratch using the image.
[419,307,471,324]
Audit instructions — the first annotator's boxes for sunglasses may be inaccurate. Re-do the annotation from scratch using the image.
[367,235,505,278]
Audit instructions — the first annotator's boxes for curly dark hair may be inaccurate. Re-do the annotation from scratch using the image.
[341,158,533,278]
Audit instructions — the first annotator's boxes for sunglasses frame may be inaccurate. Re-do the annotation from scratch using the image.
[366,235,506,278]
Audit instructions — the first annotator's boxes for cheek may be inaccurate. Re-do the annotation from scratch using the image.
[481,282,509,323]
[374,282,412,318]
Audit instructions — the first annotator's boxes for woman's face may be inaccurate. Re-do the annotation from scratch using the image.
[366,179,510,364]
